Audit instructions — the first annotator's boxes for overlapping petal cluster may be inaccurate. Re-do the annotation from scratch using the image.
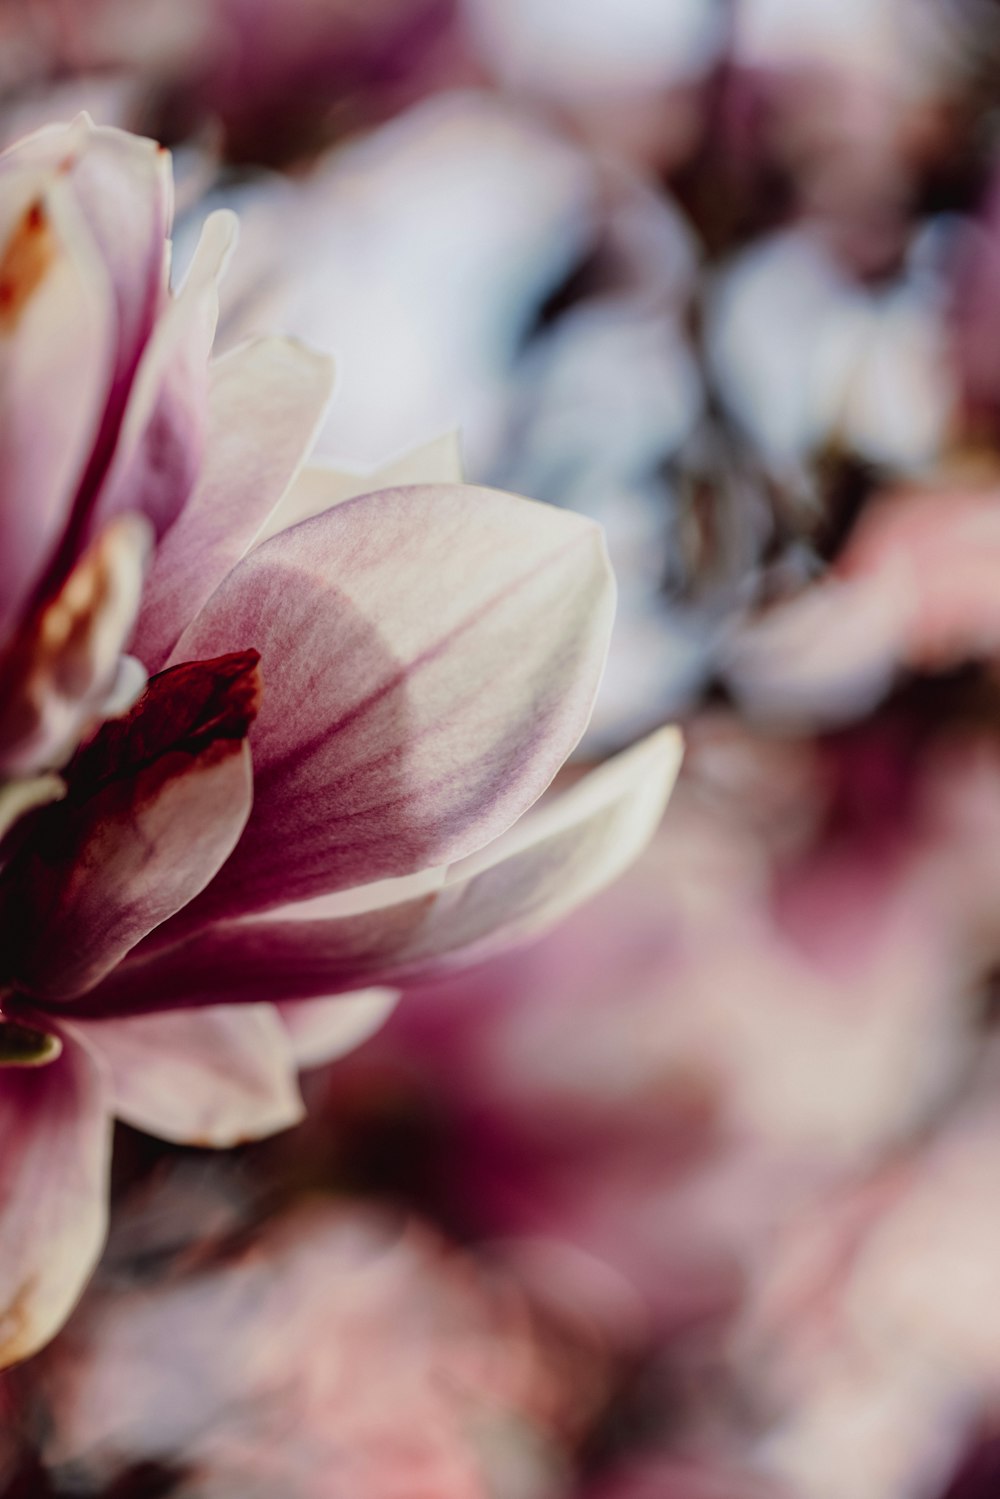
[0,116,680,1364]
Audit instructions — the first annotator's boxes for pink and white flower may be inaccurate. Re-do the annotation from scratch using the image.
[0,114,681,1365]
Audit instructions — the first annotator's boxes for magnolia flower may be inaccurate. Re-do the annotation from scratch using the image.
[0,115,681,1366]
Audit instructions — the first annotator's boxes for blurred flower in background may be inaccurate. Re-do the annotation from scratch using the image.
[5,0,1000,1496]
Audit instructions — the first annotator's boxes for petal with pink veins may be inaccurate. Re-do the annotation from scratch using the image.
[74,728,681,1015]
[160,481,615,926]
[0,1029,111,1369]
[8,651,260,1001]
[132,336,334,670]
[83,1005,304,1147]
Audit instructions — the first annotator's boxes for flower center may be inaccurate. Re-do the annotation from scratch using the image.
[0,994,62,1067]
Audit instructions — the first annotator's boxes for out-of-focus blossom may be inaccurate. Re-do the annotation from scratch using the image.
[294,711,992,1357]
[723,478,1000,726]
[949,154,1000,435]
[6,1198,583,1498]
[726,0,980,272]
[0,0,466,164]
[731,1052,1000,1499]
[0,115,681,1366]
[462,0,724,172]
[580,1458,785,1499]
[707,225,957,478]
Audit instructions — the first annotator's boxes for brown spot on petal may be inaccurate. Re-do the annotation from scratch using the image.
[0,515,151,777]
[68,650,263,800]
[0,200,54,334]
[0,1276,38,1368]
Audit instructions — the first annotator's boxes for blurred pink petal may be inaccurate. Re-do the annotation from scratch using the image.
[22,1201,565,1499]
[726,482,1000,725]
[0,1030,111,1367]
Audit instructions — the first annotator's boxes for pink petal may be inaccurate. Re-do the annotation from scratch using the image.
[278,988,400,1069]
[82,1005,304,1147]
[0,116,171,407]
[723,569,913,728]
[0,163,114,644]
[0,1028,111,1367]
[75,729,680,1015]
[160,481,614,926]
[89,210,236,544]
[9,651,260,1001]
[132,336,333,671]
[0,514,151,778]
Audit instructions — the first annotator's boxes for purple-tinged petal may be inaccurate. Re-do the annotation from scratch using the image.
[278,988,400,1069]
[82,1005,303,1147]
[0,1028,111,1368]
[89,210,236,544]
[75,728,680,1015]
[132,336,334,671]
[0,513,151,778]
[418,724,684,966]
[0,165,114,644]
[8,651,260,1001]
[159,481,614,927]
[253,432,463,547]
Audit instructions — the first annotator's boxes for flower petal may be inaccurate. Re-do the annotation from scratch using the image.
[75,729,680,1015]
[0,514,151,778]
[254,432,463,547]
[83,1005,304,1147]
[8,651,260,1000]
[0,1029,111,1368]
[132,336,334,671]
[278,988,400,1070]
[90,210,236,544]
[160,481,615,926]
[0,164,114,644]
[1,116,171,408]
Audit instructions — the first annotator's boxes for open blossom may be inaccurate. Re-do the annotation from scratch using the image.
[0,114,681,1367]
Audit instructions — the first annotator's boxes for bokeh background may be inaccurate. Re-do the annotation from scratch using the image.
[5,1,1000,1495]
